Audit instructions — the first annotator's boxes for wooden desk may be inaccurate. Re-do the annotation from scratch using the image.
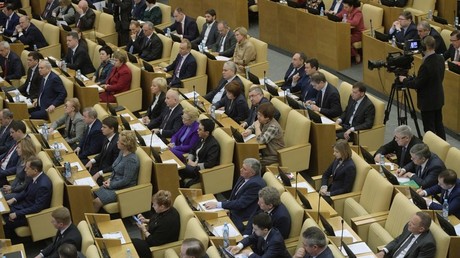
[2,243,25,257]
[259,0,351,71]
[96,240,140,258]
[309,121,336,176]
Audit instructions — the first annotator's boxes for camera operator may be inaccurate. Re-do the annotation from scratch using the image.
[398,36,446,140]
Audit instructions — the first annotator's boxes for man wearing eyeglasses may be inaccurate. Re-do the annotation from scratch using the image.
[389,11,418,43]
[444,30,460,64]
[374,125,422,167]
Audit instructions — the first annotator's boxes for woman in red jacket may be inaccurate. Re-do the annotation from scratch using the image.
[99,51,132,103]
[336,0,364,64]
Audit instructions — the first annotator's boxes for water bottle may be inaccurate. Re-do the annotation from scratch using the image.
[442,199,449,220]
[61,60,67,72]
[455,17,459,26]
[64,162,71,179]
[210,105,216,119]
[33,44,38,51]
[126,248,133,258]
[223,222,230,248]
[54,142,62,162]
[76,69,82,80]
[245,66,250,80]
[320,7,324,16]
[379,154,385,174]
[14,93,20,102]
[342,14,347,23]
[42,123,49,141]
[166,28,171,37]
[391,36,396,47]
[427,10,433,21]
[286,88,291,97]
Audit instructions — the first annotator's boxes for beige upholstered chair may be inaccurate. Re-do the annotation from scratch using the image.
[157,33,173,60]
[92,104,110,121]
[196,16,206,34]
[47,75,74,123]
[182,50,208,95]
[30,19,61,58]
[114,62,142,112]
[440,29,453,52]
[445,147,460,177]
[156,3,172,29]
[281,192,305,241]
[270,98,292,131]
[78,220,94,255]
[286,218,322,254]
[404,0,436,18]
[262,171,285,195]
[102,147,153,218]
[246,37,269,78]
[352,4,384,50]
[152,41,180,66]
[85,245,100,257]
[338,82,352,113]
[93,11,118,45]
[319,69,339,88]
[423,131,451,161]
[86,39,102,74]
[14,168,65,241]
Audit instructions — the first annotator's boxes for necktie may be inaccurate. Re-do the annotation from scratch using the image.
[1,143,17,164]
[416,166,422,177]
[287,68,296,80]
[444,190,450,200]
[400,147,406,167]
[26,68,35,95]
[161,109,173,129]
[174,56,183,77]
[234,178,246,195]
[67,119,72,137]
[455,49,460,62]
[103,139,110,153]
[393,234,414,257]
[3,58,8,77]
[317,90,323,107]
[71,50,75,64]
[43,3,51,18]
[76,17,81,28]
[38,77,47,107]
[348,101,358,125]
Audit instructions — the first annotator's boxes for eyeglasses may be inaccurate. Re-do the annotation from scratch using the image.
[450,38,460,42]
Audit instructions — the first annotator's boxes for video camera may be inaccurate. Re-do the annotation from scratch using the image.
[368,39,419,75]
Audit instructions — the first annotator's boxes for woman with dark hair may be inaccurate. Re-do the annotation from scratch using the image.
[93,46,114,85]
[336,0,364,63]
[142,0,162,25]
[132,190,180,258]
[169,107,200,160]
[212,81,249,122]
[320,139,356,196]
[99,51,132,103]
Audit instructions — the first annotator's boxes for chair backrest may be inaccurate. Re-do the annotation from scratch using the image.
[262,171,285,195]
[164,248,179,258]
[37,151,53,173]
[281,192,304,239]
[423,131,450,161]
[173,195,195,238]
[190,49,207,76]
[157,3,171,25]
[350,151,372,192]
[158,33,173,59]
[20,49,29,72]
[86,39,102,69]
[445,147,460,178]
[206,246,221,258]
[212,127,234,164]
[410,0,436,13]
[429,221,450,258]
[284,109,310,147]
[237,75,253,99]
[270,98,292,131]
[431,24,441,33]
[359,169,393,213]
[196,16,206,34]
[29,134,42,153]
[77,220,93,255]
[93,10,101,31]
[338,81,352,112]
[366,94,384,127]
[43,23,60,45]
[168,42,181,65]
[97,13,116,34]
[126,62,141,90]
[361,4,383,30]
[183,217,209,250]
[319,69,339,88]
[135,147,152,184]
[248,37,266,63]
[59,75,74,99]
[85,245,99,257]
[384,193,420,238]
[47,168,64,207]
[440,29,453,52]
[93,104,110,120]
[30,19,45,31]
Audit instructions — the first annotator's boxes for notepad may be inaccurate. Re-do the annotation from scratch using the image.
[320,116,335,124]
[74,177,96,187]
[130,123,146,131]
[215,56,231,61]
[102,231,126,244]
[184,91,200,99]
[121,113,134,121]
[70,162,84,171]
[198,200,224,212]
[291,182,316,193]
[141,133,168,150]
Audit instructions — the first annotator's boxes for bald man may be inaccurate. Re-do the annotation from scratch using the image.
[74,0,95,31]
[15,16,48,51]
[148,89,184,138]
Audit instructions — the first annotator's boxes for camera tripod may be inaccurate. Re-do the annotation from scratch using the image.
[383,78,422,139]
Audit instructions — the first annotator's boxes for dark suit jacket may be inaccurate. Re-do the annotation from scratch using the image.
[0,12,19,37]
[188,135,220,169]
[65,44,96,75]
[38,72,67,109]
[245,97,280,127]
[112,0,132,31]
[0,50,25,81]
[403,153,446,189]
[18,66,41,100]
[210,30,237,57]
[78,119,104,161]
[426,179,460,219]
[18,23,48,50]
[0,123,14,154]
[214,93,249,122]
[402,53,444,111]
[303,246,334,258]
[130,1,146,20]
[165,15,199,41]
[375,136,422,167]
[192,21,219,47]
[429,28,447,55]
[75,8,96,31]
[92,133,120,173]
[316,84,342,118]
[149,104,184,138]
[291,75,318,102]
[392,22,418,43]
[204,76,243,103]
[126,30,144,54]
[41,224,83,258]
[165,53,197,87]
[94,61,114,84]
[339,95,375,131]
[243,203,291,239]
[11,172,52,219]
[321,158,356,196]
[42,0,60,20]
[0,145,19,179]
[329,0,344,13]
[281,63,305,90]
[222,176,266,231]
[240,228,290,258]
[384,224,436,258]
[145,91,167,121]
[139,33,163,61]
[443,45,458,61]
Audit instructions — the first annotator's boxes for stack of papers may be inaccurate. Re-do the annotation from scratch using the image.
[74,177,97,187]
[121,113,134,121]
[50,142,68,152]
[140,133,168,149]
[340,242,372,256]
[333,229,357,242]
[291,182,316,193]
[102,231,126,244]
[198,200,224,212]
[0,202,5,212]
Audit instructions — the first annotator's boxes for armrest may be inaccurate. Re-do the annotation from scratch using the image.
[25,206,63,241]
[114,88,142,112]
[331,191,362,216]
[115,183,153,217]
[199,163,235,194]
[351,212,389,242]
[311,175,322,191]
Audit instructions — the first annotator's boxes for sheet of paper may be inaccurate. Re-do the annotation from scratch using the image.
[215,56,231,61]
[121,113,134,120]
[321,116,335,124]
[130,123,146,131]
[0,191,3,199]
[291,182,316,193]
[141,133,168,150]
[243,134,256,142]
[70,162,84,171]
[102,231,126,244]
[333,229,357,243]
[184,91,200,99]
[57,20,68,26]
[212,224,240,237]
[162,159,180,168]
[0,202,5,212]
[85,84,104,92]
[397,177,410,183]
[198,199,224,212]
[50,142,68,152]
[454,223,460,236]
[277,91,299,99]
[74,177,96,187]
[340,242,372,256]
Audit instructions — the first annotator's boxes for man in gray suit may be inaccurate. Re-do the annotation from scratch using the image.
[210,21,237,57]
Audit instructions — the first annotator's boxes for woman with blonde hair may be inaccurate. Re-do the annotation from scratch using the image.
[232,27,256,75]
[169,107,200,160]
[143,77,168,127]
[50,98,85,148]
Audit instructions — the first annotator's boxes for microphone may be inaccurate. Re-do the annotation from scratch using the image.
[369,19,374,37]
[150,130,154,147]
[317,193,321,224]
[193,85,197,107]
[263,70,267,90]
[339,219,344,251]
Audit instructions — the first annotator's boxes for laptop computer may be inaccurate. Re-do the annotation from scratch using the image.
[359,145,376,165]
[74,76,86,87]
[448,61,460,75]
[409,187,428,209]
[231,126,244,143]
[96,37,107,46]
[286,95,306,110]
[307,109,322,123]
[432,15,448,25]
[47,57,59,68]
[306,7,320,15]
[436,212,457,236]
[150,146,162,163]
[246,71,260,85]
[374,31,390,42]
[142,60,154,72]
[381,165,400,186]
[127,52,138,64]
[119,115,131,130]
[277,166,292,187]
[135,130,146,146]
[265,83,279,96]
[327,13,341,22]
[296,189,313,209]
[319,214,335,236]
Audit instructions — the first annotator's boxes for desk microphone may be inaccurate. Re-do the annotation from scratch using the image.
[317,193,321,224]
[193,85,197,107]
[369,19,374,37]
[339,219,344,251]
[263,70,267,90]
[150,129,155,148]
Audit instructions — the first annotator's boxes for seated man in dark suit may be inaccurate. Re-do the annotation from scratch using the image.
[205,158,266,232]
[374,125,422,167]
[149,89,184,138]
[291,58,319,103]
[229,213,290,258]
[416,21,446,55]
[204,61,242,105]
[243,186,291,239]
[0,41,25,82]
[139,21,163,61]
[164,39,197,87]
[130,0,146,20]
[164,7,199,41]
[0,120,27,186]
[0,109,14,155]
[0,4,19,36]
[74,0,96,31]
[4,157,52,236]
[179,119,220,187]
[388,11,418,44]
[14,16,48,51]
[336,82,375,141]
[280,52,307,90]
[63,31,95,75]
[42,0,60,20]
[443,30,460,63]
[18,51,43,100]
[86,116,120,184]
[306,72,342,119]
[126,20,144,54]
[418,169,460,219]
[241,87,280,129]
[397,143,446,189]
[74,107,104,164]
[376,212,436,258]
[35,207,82,258]
[293,227,334,258]
[209,21,237,58]
[191,9,219,49]
[30,60,67,119]
[180,238,207,258]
